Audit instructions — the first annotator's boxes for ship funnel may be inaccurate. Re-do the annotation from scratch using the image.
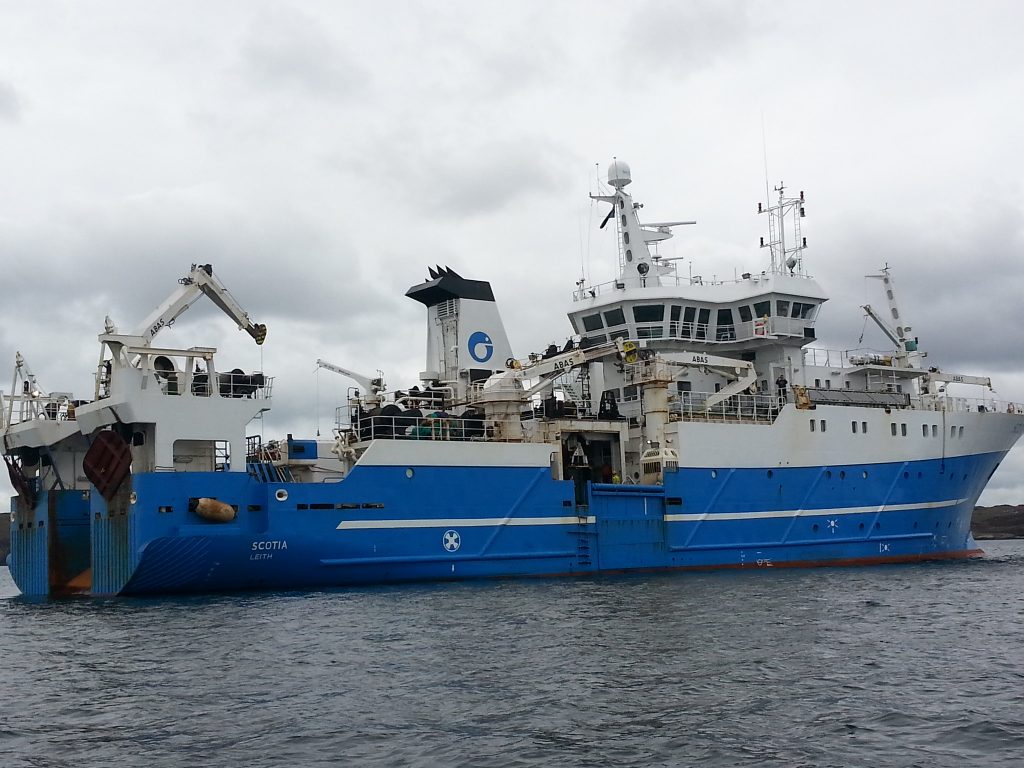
[406,267,514,388]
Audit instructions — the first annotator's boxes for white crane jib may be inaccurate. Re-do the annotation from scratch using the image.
[124,264,268,347]
[316,359,386,406]
[862,266,922,369]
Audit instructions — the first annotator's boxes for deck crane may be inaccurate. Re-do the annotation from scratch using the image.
[125,263,267,347]
[316,359,386,408]
[862,266,921,369]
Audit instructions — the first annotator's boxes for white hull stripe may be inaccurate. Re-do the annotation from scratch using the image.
[337,516,596,530]
[664,498,967,523]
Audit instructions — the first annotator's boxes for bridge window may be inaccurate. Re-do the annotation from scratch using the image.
[603,307,625,327]
[738,305,753,322]
[581,313,603,332]
[681,306,696,338]
[670,305,681,321]
[716,308,735,341]
[753,300,771,318]
[696,308,710,340]
[633,305,665,322]
[776,300,790,316]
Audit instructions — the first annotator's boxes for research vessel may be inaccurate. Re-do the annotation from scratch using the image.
[5,161,1023,596]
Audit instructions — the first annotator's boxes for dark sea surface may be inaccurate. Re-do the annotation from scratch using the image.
[3,543,1024,768]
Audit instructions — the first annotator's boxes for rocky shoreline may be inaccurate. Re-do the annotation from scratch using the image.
[2,505,1023,566]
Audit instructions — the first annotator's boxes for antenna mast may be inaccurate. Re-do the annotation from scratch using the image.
[758,183,808,276]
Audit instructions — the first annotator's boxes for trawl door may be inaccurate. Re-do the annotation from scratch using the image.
[590,485,667,570]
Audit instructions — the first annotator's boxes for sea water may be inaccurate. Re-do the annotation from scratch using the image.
[2,543,1024,767]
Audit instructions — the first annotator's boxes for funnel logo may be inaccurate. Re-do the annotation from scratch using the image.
[468,331,494,363]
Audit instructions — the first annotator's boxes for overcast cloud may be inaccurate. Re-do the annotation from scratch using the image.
[2,0,1023,502]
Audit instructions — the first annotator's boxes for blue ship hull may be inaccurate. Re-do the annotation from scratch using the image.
[10,451,1000,596]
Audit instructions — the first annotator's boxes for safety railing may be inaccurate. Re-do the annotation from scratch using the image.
[919,395,1024,415]
[1,391,80,427]
[670,391,782,425]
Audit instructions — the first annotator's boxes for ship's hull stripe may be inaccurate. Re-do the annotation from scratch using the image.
[664,497,966,522]
[336,515,597,530]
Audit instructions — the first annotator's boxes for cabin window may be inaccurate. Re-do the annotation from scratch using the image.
[932,425,937,437]
[825,380,831,389]
[637,326,664,339]
[586,334,607,343]
[959,426,964,438]
[633,305,665,322]
[814,379,821,388]
[623,385,639,401]
[603,307,626,327]
[809,419,815,432]
[738,305,753,322]
[922,424,929,437]
[753,300,771,318]
[626,249,633,262]
[621,214,627,228]
[891,423,898,436]
[819,420,827,432]
[862,422,868,433]
[950,425,956,438]
[901,423,908,437]
[776,300,790,316]
[696,308,710,340]
[623,231,630,244]
[619,198,624,209]
[677,381,692,393]
[716,309,735,340]
[851,421,858,434]
[581,313,603,332]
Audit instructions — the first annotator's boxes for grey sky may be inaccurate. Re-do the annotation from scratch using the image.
[2,1,1023,502]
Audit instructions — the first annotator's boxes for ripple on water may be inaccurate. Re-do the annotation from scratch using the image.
[2,543,1024,767]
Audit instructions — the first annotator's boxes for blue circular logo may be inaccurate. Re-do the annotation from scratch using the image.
[468,331,494,363]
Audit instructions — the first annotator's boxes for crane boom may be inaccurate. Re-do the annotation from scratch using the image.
[316,359,385,395]
[131,264,267,346]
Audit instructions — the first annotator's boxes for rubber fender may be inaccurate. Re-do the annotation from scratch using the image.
[195,497,237,523]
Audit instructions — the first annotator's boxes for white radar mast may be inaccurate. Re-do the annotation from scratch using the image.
[759,183,808,276]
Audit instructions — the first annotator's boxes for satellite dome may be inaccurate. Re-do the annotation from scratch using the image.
[608,160,632,188]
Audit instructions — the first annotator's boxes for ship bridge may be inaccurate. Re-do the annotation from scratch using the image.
[572,161,827,355]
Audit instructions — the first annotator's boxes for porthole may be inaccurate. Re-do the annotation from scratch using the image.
[626,249,633,262]
[859,522,865,530]
[813,524,819,532]
[903,471,909,479]
[825,470,832,479]
[275,489,289,502]
[711,470,718,479]
[406,468,415,479]
[129,491,138,505]
[839,471,846,480]
[875,522,881,529]
[767,470,773,479]
[862,471,868,479]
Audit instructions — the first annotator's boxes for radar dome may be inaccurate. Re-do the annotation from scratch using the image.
[608,160,632,188]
